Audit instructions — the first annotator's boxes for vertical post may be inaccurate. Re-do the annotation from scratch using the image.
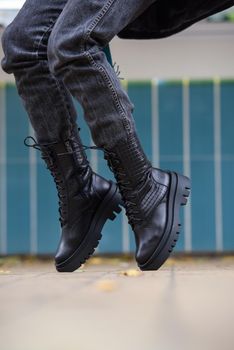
[214,78,223,252]
[0,84,7,255]
[151,78,160,168]
[182,79,192,252]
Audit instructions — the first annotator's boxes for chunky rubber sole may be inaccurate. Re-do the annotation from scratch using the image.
[138,172,191,271]
[56,181,122,272]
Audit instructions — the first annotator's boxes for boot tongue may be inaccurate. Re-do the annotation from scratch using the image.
[68,136,93,188]
[40,137,91,190]
[45,142,74,181]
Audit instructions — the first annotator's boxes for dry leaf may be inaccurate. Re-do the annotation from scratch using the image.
[120,269,142,277]
[89,257,105,266]
[96,279,118,292]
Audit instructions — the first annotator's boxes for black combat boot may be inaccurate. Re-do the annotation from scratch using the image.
[104,132,191,270]
[24,129,122,272]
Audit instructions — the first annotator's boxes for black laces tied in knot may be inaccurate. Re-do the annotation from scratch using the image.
[24,136,41,151]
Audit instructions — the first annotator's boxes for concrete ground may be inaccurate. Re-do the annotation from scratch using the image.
[0,256,234,350]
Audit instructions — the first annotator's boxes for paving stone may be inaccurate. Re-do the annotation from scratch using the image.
[0,256,234,350]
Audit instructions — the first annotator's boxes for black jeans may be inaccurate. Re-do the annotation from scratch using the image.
[1,0,156,147]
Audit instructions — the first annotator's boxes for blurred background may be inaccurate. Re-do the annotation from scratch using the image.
[0,1,234,256]
[0,2,234,350]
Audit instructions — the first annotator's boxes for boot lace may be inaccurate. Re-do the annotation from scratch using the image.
[24,136,147,229]
[24,136,68,227]
[103,150,148,228]
[68,141,149,228]
[113,62,124,80]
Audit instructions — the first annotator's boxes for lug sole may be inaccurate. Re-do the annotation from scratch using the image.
[56,181,122,272]
[138,172,191,271]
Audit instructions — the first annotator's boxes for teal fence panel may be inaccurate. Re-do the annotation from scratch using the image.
[158,81,185,250]
[6,85,30,253]
[190,82,216,251]
[221,81,234,251]
[0,79,234,255]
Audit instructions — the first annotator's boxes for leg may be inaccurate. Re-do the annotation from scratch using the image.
[1,0,77,143]
[1,0,122,271]
[47,0,157,148]
[47,0,191,270]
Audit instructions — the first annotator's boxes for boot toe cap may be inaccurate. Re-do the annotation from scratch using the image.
[135,202,167,266]
[136,235,161,265]
[55,240,75,266]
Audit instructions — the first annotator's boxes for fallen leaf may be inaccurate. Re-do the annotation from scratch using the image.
[119,269,142,277]
[96,280,118,292]
[89,257,105,266]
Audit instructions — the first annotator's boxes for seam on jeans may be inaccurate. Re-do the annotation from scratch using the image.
[85,0,115,40]
[86,51,132,133]
[83,0,132,133]
[52,74,75,131]
[33,19,76,133]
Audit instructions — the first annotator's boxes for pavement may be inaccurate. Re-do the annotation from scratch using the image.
[0,255,234,350]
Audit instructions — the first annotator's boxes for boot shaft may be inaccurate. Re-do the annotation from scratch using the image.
[24,129,92,226]
[40,130,92,190]
[104,131,151,187]
[103,131,168,228]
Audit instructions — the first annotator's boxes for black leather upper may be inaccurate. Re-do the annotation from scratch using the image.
[134,168,169,265]
[105,133,170,265]
[39,133,111,265]
[54,172,111,265]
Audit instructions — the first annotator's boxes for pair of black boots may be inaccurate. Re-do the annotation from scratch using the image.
[25,128,190,272]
